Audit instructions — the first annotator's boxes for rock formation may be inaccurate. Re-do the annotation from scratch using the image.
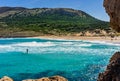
[0,76,67,81]
[97,52,120,81]
[104,0,120,32]
[23,76,68,81]
[0,76,13,81]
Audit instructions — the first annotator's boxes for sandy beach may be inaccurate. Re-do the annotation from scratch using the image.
[33,36,120,44]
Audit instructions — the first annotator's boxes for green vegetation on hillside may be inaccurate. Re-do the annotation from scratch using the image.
[0,7,110,37]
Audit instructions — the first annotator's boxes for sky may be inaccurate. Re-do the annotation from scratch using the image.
[0,0,109,21]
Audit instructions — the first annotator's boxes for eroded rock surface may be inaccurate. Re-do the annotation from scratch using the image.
[0,76,67,81]
[23,76,68,81]
[0,76,13,81]
[97,52,120,81]
[104,0,120,32]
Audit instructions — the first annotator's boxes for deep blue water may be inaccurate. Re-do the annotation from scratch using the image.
[0,38,119,81]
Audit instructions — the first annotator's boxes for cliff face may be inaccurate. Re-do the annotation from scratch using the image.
[104,0,120,32]
[97,52,120,81]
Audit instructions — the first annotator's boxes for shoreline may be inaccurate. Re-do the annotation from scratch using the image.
[0,35,120,44]
[33,36,120,43]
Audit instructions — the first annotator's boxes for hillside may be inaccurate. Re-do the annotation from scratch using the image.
[0,7,110,37]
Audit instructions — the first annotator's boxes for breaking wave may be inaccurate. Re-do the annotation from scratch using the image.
[14,41,55,47]
[0,38,119,54]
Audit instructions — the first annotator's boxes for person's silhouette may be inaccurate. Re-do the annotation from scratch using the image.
[26,49,29,54]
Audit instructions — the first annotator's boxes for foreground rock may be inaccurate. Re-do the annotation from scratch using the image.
[0,76,13,81]
[0,76,67,81]
[104,0,120,32]
[97,52,120,81]
[23,76,68,81]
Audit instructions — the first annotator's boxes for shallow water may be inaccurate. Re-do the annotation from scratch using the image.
[0,38,119,81]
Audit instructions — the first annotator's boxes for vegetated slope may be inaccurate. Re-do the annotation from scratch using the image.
[0,7,109,37]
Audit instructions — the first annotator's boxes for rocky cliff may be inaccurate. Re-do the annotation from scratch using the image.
[97,52,120,81]
[104,0,120,32]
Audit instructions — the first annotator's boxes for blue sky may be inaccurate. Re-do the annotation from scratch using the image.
[0,0,109,21]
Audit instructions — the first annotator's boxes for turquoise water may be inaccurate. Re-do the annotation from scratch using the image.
[0,38,119,81]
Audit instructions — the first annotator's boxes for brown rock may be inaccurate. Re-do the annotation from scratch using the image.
[97,52,120,81]
[110,52,120,62]
[0,76,13,81]
[104,0,120,32]
[23,75,68,81]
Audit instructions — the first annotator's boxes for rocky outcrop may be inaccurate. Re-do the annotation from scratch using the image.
[97,52,120,81]
[0,76,67,81]
[23,76,68,81]
[0,76,13,81]
[104,0,120,32]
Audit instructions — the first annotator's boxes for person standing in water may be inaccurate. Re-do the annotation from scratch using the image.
[26,49,29,54]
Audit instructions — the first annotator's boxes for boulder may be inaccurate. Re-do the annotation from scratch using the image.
[104,0,120,32]
[23,75,68,81]
[97,52,120,81]
[0,76,13,81]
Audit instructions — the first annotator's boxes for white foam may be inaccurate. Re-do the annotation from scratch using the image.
[0,45,15,53]
[62,42,73,45]
[84,40,120,46]
[13,41,56,47]
[0,38,119,54]
[0,45,12,48]
[0,41,57,53]
[76,44,92,47]
[0,38,14,39]
[105,42,120,46]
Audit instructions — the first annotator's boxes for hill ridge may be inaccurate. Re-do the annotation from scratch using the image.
[0,7,109,37]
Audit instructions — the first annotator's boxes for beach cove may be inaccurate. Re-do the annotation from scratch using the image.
[0,37,119,81]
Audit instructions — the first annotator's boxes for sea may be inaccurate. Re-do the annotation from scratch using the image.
[0,38,119,81]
